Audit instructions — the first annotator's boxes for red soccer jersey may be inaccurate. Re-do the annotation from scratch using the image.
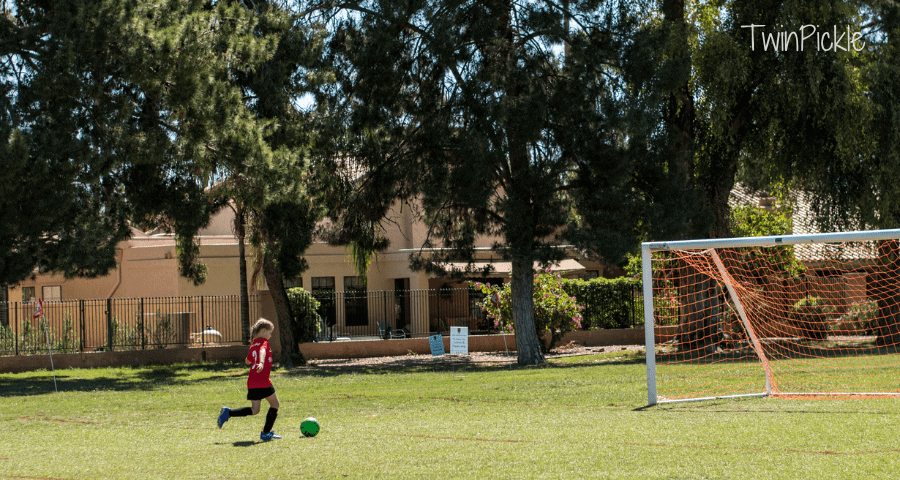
[246,338,273,389]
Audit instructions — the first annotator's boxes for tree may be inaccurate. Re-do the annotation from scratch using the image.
[1,0,274,286]
[306,0,691,364]
[206,1,325,366]
[618,0,871,352]
[624,0,871,239]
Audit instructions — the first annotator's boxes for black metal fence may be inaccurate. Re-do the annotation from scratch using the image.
[0,285,644,354]
[0,295,260,356]
[305,288,493,341]
[304,285,644,341]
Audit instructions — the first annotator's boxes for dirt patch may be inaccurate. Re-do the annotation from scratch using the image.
[298,342,644,371]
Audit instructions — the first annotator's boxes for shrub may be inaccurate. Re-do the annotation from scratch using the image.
[471,270,583,351]
[836,300,878,333]
[561,277,641,329]
[151,312,176,348]
[288,288,322,343]
[790,297,835,339]
[0,325,15,355]
[55,315,80,353]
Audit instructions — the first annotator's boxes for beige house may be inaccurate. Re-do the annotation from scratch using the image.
[6,200,605,338]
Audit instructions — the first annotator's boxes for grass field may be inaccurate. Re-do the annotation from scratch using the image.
[2,350,900,479]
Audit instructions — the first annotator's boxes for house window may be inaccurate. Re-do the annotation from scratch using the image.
[42,286,61,301]
[311,277,336,326]
[344,276,368,327]
[21,287,36,303]
[284,276,303,289]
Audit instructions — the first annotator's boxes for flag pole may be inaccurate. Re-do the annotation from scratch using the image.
[34,299,58,393]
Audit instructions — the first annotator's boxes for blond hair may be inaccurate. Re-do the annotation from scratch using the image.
[251,318,275,338]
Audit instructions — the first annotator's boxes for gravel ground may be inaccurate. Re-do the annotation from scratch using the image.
[300,342,645,371]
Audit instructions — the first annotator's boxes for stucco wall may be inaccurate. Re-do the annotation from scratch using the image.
[0,329,649,373]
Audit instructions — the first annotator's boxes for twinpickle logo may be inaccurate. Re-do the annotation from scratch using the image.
[741,25,866,52]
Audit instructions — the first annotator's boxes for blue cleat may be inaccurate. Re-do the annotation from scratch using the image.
[260,431,282,441]
[217,407,230,429]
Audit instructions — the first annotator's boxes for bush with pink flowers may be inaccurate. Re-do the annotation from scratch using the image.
[471,270,584,351]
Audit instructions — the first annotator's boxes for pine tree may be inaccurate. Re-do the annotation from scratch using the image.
[206,1,325,366]
[306,0,688,364]
[1,1,273,285]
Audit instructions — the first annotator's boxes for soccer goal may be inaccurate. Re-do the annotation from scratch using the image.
[641,228,900,405]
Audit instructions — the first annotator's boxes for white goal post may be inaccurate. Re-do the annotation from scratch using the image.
[642,228,900,406]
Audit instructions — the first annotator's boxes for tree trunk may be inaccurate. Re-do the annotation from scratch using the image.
[662,0,695,190]
[511,258,545,365]
[262,252,305,367]
[676,261,723,355]
[493,0,544,365]
[235,204,251,345]
[704,148,740,239]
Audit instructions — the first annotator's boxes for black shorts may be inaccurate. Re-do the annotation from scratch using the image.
[247,385,276,401]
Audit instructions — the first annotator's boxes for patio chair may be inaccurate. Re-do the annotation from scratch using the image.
[377,321,406,339]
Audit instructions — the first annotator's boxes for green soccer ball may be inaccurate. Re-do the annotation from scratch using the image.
[300,417,320,437]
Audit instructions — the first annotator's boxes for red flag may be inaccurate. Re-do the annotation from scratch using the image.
[33,298,43,319]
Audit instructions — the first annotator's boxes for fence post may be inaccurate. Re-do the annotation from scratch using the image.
[200,296,205,347]
[139,298,145,350]
[14,302,18,356]
[106,298,114,351]
[79,300,86,353]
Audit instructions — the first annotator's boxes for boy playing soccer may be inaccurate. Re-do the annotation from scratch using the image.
[217,318,282,441]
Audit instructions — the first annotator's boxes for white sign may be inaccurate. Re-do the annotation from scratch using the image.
[428,334,445,356]
[450,327,469,355]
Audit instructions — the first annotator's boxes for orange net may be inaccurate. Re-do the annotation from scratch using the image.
[650,239,900,402]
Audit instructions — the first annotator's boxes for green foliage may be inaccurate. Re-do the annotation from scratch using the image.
[623,1,873,238]
[150,313,176,350]
[310,0,691,364]
[0,0,277,285]
[835,300,878,333]
[624,253,643,280]
[56,316,81,354]
[109,316,148,350]
[561,277,641,330]
[287,287,323,343]
[729,203,806,279]
[471,271,584,351]
[0,318,80,355]
[791,297,837,334]
[729,204,792,238]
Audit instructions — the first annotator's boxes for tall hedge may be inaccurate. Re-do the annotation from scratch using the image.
[561,277,641,329]
[287,288,323,343]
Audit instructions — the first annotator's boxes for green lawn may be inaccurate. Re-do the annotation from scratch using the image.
[656,347,900,400]
[3,351,900,479]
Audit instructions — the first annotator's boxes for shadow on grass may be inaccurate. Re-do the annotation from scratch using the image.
[216,441,261,447]
[656,339,900,364]
[636,397,900,415]
[0,362,246,397]
[283,352,647,379]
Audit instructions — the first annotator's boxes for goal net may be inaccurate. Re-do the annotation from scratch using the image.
[641,229,900,405]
